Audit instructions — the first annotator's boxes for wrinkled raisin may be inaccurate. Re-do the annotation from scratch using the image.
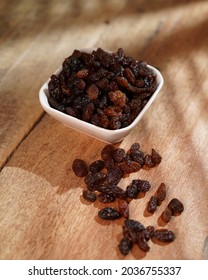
[167,198,184,215]
[126,184,138,199]
[144,154,155,167]
[156,183,166,205]
[135,232,150,252]
[112,148,126,163]
[106,166,123,185]
[118,199,129,219]
[153,229,175,242]
[161,208,172,223]
[89,160,105,173]
[98,193,115,203]
[82,189,97,202]
[118,238,132,255]
[147,196,158,213]
[123,219,145,243]
[98,207,121,220]
[144,226,155,241]
[151,148,162,165]
[108,90,127,107]
[138,180,151,192]
[72,159,88,177]
[101,144,114,161]
[87,84,99,100]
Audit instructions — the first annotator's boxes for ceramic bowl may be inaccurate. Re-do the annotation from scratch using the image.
[39,48,164,143]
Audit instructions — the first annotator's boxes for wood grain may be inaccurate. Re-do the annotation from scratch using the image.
[0,0,208,260]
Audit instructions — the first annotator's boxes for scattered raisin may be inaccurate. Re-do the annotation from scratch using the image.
[147,196,158,213]
[126,184,138,199]
[144,226,155,241]
[123,219,145,242]
[118,199,129,219]
[82,189,97,202]
[72,159,88,177]
[161,208,172,223]
[151,148,162,165]
[138,180,151,192]
[112,148,126,163]
[135,232,150,252]
[167,198,184,215]
[153,229,175,243]
[101,144,114,161]
[118,238,132,255]
[144,154,155,167]
[98,193,115,203]
[156,183,167,205]
[98,207,121,220]
[89,160,105,173]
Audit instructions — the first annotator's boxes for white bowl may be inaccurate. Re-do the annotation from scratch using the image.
[39,48,164,143]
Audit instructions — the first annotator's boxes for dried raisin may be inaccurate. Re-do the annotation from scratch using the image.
[72,159,88,177]
[98,207,121,220]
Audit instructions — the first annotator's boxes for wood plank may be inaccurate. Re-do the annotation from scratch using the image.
[0,0,208,260]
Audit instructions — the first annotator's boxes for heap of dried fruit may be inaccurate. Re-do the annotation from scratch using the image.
[48,48,158,129]
[73,143,161,204]
[72,143,184,256]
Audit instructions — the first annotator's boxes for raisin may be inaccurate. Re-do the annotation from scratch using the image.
[147,196,158,213]
[104,106,122,117]
[118,238,132,255]
[118,199,129,219]
[123,219,145,243]
[156,183,166,205]
[135,232,150,252]
[104,157,115,170]
[138,180,151,192]
[66,107,80,118]
[87,84,99,100]
[84,172,105,191]
[161,208,172,223]
[101,144,114,161]
[89,160,105,173]
[98,207,121,220]
[76,69,89,78]
[82,103,95,122]
[72,159,88,177]
[115,76,129,88]
[126,184,138,199]
[151,148,162,165]
[167,198,184,215]
[108,90,127,107]
[106,166,123,185]
[109,116,122,129]
[118,161,141,174]
[130,149,145,166]
[112,148,126,163]
[124,67,136,85]
[144,154,155,167]
[82,189,97,202]
[98,193,115,203]
[144,226,155,241]
[153,229,175,243]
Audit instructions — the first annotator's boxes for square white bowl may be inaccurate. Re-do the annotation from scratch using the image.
[39,48,164,143]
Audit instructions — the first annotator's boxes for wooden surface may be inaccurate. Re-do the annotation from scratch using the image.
[0,0,208,260]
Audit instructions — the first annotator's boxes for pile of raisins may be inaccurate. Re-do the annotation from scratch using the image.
[72,143,184,256]
[48,48,158,129]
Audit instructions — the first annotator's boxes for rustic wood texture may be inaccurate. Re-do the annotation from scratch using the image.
[0,0,208,260]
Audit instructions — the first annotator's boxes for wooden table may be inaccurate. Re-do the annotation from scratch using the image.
[0,0,208,260]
